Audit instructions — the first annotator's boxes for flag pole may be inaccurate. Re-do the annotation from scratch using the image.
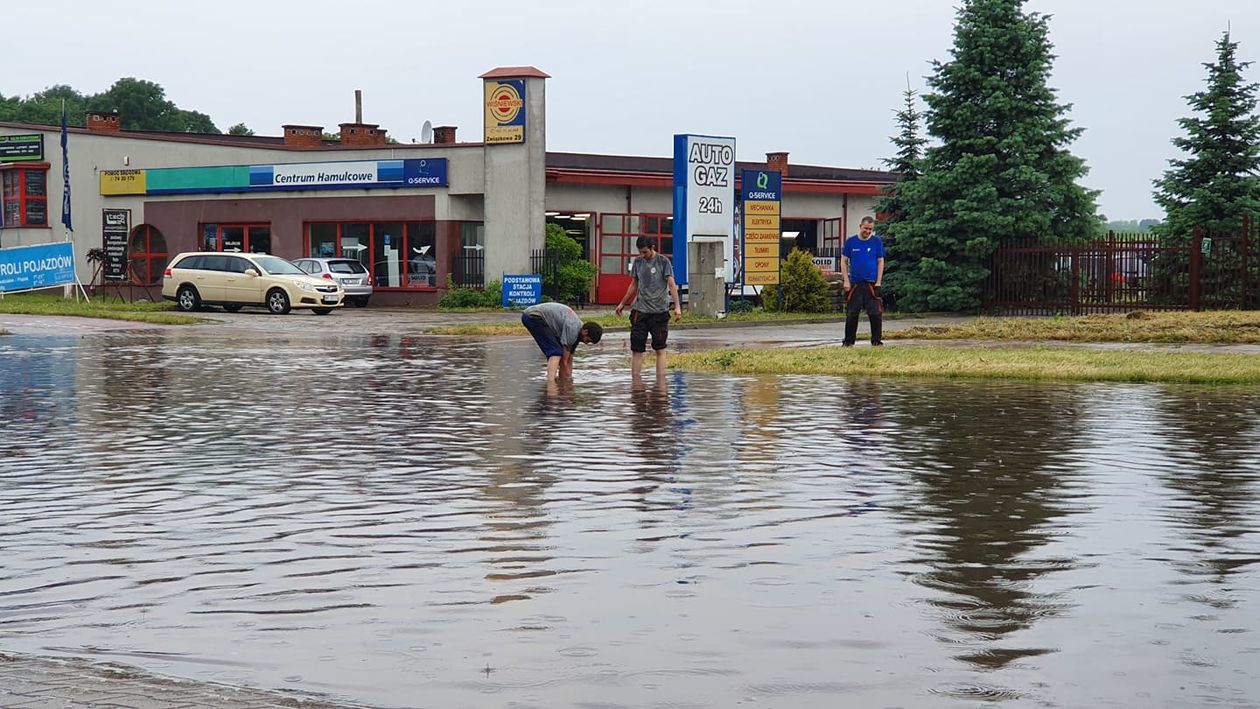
[60,99,90,302]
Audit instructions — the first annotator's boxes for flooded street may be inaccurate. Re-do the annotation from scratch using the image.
[2,325,1259,708]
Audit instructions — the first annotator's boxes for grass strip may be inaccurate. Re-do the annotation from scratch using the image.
[671,345,1260,384]
[894,311,1260,344]
[0,294,206,325]
[426,310,843,335]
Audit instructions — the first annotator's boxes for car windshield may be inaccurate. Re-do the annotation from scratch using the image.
[329,260,368,274]
[253,256,306,276]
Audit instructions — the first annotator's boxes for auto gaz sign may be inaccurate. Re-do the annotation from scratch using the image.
[673,134,737,285]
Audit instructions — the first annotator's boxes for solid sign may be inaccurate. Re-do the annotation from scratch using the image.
[502,273,543,307]
[101,209,130,281]
[0,134,44,162]
[812,256,836,274]
[484,79,526,144]
[673,134,737,285]
[0,242,77,294]
[99,158,448,196]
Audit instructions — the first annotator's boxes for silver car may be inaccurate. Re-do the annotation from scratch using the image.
[293,257,373,307]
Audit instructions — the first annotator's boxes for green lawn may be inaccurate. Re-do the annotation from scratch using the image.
[671,345,1260,384]
[0,293,207,325]
[893,310,1260,344]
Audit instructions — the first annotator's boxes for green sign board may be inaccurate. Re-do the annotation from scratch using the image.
[0,134,44,162]
[1201,237,1212,255]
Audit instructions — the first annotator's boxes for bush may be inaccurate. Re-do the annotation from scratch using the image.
[439,280,502,309]
[760,248,831,312]
[545,224,596,303]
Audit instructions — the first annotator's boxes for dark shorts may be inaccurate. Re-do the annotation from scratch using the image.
[522,313,564,358]
[630,310,670,352]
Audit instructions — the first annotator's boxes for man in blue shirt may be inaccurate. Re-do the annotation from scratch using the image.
[840,216,886,346]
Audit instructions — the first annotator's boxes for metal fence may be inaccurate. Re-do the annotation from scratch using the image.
[451,251,485,290]
[983,222,1257,314]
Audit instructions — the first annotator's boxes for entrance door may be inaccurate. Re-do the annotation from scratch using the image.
[596,213,637,304]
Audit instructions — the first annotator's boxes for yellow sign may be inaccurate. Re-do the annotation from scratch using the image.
[745,229,780,243]
[745,270,781,285]
[747,243,777,258]
[747,258,779,272]
[746,214,780,230]
[100,170,147,196]
[484,79,526,144]
[744,200,780,216]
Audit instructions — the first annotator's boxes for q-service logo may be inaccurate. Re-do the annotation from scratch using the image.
[756,172,769,190]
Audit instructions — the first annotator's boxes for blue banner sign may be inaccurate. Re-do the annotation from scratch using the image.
[741,169,782,202]
[0,242,78,294]
[502,274,543,307]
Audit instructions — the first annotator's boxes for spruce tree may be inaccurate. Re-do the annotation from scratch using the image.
[876,79,926,230]
[1153,31,1260,239]
[887,0,1100,312]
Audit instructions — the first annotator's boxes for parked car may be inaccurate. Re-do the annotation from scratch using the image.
[293,257,373,307]
[162,252,343,315]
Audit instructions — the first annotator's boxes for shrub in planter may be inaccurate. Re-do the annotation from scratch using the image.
[761,248,831,312]
[544,224,596,303]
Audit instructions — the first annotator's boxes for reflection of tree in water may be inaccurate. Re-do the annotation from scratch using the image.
[1153,387,1260,588]
[888,382,1090,671]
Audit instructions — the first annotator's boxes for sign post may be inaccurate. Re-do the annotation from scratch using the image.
[502,274,543,307]
[673,134,737,287]
[102,209,130,282]
[0,243,79,294]
[741,169,783,289]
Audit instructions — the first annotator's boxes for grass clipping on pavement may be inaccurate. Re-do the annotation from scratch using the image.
[894,310,1260,344]
[0,293,206,325]
[672,346,1260,384]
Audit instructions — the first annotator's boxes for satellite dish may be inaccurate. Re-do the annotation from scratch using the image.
[420,120,433,144]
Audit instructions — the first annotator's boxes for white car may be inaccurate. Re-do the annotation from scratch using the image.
[162,252,343,315]
[293,257,373,307]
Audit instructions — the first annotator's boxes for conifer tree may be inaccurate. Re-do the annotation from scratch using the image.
[1153,31,1260,239]
[876,79,926,231]
[887,0,1100,312]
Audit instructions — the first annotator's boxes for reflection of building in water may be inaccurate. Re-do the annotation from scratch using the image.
[889,382,1089,673]
[1154,388,1260,587]
[0,334,79,441]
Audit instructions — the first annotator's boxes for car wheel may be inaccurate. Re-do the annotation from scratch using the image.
[352,297,369,308]
[312,308,332,315]
[222,304,243,313]
[266,288,292,315]
[176,285,201,312]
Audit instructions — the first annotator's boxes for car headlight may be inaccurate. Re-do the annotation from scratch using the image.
[296,281,319,292]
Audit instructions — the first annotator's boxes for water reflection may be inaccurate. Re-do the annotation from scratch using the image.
[887,383,1089,677]
[1153,387,1260,587]
[2,330,1259,708]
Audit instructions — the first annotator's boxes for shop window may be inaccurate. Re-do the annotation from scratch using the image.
[305,221,439,289]
[0,165,49,228]
[200,223,272,253]
[128,224,168,285]
[820,217,843,252]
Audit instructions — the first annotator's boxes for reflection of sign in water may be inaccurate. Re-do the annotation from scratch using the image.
[484,79,526,144]
[102,208,130,281]
[0,242,78,294]
[502,274,542,307]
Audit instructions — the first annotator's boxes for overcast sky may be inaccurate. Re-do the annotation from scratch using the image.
[7,0,1259,219]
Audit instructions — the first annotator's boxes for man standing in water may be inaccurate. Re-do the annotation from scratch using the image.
[841,216,886,347]
[615,236,683,378]
[521,302,603,381]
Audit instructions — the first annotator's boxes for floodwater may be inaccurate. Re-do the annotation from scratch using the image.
[2,328,1259,708]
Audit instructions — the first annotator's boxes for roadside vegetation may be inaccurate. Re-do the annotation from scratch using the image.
[0,293,206,325]
[892,310,1260,344]
[671,346,1260,385]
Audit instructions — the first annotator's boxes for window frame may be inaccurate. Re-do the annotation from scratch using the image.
[304,221,439,291]
[128,224,169,286]
[0,163,51,229]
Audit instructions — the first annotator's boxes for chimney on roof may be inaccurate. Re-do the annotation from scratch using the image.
[282,125,324,148]
[339,122,387,147]
[354,89,362,123]
[86,111,121,134]
[433,125,457,144]
[767,152,789,178]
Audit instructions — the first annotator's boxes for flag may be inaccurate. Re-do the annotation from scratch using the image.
[60,101,72,232]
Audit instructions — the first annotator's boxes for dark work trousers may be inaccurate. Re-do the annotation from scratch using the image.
[843,282,883,345]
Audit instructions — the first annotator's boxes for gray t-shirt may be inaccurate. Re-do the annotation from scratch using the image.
[630,254,674,313]
[524,302,582,351]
